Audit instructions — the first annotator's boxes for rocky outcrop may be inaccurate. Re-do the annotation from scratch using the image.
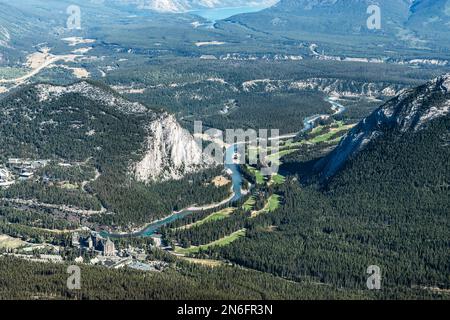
[134,113,216,182]
[242,78,404,98]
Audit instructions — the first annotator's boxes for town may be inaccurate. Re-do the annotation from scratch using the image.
[1,229,169,272]
[0,156,170,272]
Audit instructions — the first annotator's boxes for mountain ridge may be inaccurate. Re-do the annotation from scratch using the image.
[0,80,213,182]
[315,73,450,180]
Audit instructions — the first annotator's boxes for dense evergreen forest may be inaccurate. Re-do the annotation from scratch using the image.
[206,117,450,296]
[0,256,377,300]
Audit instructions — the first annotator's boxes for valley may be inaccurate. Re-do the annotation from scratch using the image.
[0,0,449,301]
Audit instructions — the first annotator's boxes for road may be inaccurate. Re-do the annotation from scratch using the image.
[0,52,79,87]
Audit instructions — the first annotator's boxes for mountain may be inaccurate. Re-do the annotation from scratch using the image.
[315,73,450,180]
[408,0,450,26]
[0,81,213,181]
[0,0,130,64]
[0,1,58,52]
[227,0,411,36]
[116,0,278,12]
[406,0,450,44]
[223,0,450,52]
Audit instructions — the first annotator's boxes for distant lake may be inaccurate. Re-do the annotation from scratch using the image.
[190,6,268,22]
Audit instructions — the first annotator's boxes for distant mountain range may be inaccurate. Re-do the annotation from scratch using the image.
[1,0,449,60]
[406,0,450,43]
[230,0,411,29]
[106,0,450,50]
[227,0,450,49]
[115,0,279,12]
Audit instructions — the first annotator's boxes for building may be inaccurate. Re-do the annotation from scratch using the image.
[103,238,115,257]
[7,158,22,167]
[91,232,104,248]
[0,168,10,181]
[71,232,80,247]
[151,236,162,248]
[39,254,64,263]
[82,232,115,256]
[0,168,15,187]
[19,169,33,180]
[31,160,48,170]
[128,261,153,272]
[74,256,84,264]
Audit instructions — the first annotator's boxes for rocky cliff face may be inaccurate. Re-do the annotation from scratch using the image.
[134,113,215,182]
[315,74,450,179]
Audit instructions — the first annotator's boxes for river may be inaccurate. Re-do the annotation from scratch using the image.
[103,145,243,238]
[302,97,346,132]
[103,97,345,238]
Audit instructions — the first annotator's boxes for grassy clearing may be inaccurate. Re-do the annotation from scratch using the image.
[251,194,281,218]
[179,257,225,267]
[281,121,353,148]
[266,194,281,212]
[60,183,78,190]
[267,149,299,164]
[175,229,246,255]
[283,140,306,148]
[311,125,325,135]
[309,124,354,144]
[0,67,28,80]
[246,165,265,185]
[0,234,26,249]
[243,196,256,211]
[181,208,234,230]
[269,174,286,186]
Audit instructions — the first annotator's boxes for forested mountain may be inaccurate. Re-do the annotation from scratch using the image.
[229,0,411,35]
[0,81,212,180]
[315,73,450,179]
[226,0,450,50]
[0,256,370,300]
[0,0,449,302]
[406,0,450,44]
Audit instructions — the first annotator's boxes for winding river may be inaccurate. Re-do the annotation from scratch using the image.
[302,97,346,132]
[104,97,345,238]
[103,145,243,238]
